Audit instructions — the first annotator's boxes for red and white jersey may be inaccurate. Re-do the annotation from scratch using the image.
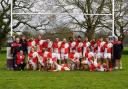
[54,63,70,71]
[16,53,25,65]
[76,42,83,53]
[90,40,95,48]
[28,51,38,63]
[83,41,90,57]
[43,51,58,63]
[39,40,45,45]
[104,42,113,53]
[34,39,40,45]
[97,41,105,53]
[38,40,45,50]
[87,52,94,63]
[52,41,61,53]
[37,50,48,63]
[11,42,22,47]
[43,51,52,59]
[47,41,53,52]
[61,42,69,54]
[83,41,90,48]
[93,44,98,53]
[69,41,76,52]
[42,41,48,48]
[27,40,32,47]
[27,40,36,47]
[69,52,80,62]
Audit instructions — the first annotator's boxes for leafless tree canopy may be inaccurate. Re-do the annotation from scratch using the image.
[0,0,11,33]
[11,0,128,40]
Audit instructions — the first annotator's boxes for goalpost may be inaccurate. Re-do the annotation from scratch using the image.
[10,0,115,37]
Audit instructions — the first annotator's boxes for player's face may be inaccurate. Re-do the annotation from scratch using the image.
[38,35,42,40]
[92,38,95,41]
[72,50,75,53]
[22,36,26,40]
[16,38,20,43]
[56,38,59,41]
[47,39,50,42]
[31,48,34,52]
[115,37,118,41]
[100,38,103,41]
[73,38,76,41]
[78,38,81,41]
[63,38,66,42]
[105,38,109,42]
[20,50,23,55]
[85,37,88,41]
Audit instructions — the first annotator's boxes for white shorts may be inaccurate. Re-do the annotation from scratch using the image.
[104,53,111,59]
[78,53,82,58]
[82,59,92,65]
[52,53,61,60]
[61,53,68,60]
[38,59,44,66]
[29,60,37,70]
[97,52,104,59]
[49,59,53,64]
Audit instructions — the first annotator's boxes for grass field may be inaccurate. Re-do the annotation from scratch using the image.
[0,48,128,89]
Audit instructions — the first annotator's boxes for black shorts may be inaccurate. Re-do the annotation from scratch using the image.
[113,54,121,60]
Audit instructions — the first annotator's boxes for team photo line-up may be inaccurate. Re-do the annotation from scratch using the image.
[9,35,123,72]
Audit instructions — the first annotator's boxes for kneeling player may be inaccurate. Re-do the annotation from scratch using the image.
[28,47,38,70]
[69,49,80,70]
[16,50,26,70]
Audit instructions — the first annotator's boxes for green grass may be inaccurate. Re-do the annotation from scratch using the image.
[0,48,128,89]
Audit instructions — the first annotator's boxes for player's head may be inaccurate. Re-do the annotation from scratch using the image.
[38,35,42,40]
[69,37,73,42]
[16,37,20,43]
[63,38,67,42]
[47,38,50,42]
[31,47,35,52]
[78,36,82,41]
[99,37,103,41]
[85,37,88,41]
[55,38,59,41]
[105,37,109,42]
[92,38,95,41]
[72,48,76,53]
[20,50,23,55]
[114,36,118,41]
[21,35,26,40]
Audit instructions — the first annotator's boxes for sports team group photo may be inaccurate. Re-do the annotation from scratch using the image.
[0,0,128,89]
[7,35,123,72]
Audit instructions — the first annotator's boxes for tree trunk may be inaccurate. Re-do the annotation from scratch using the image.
[85,28,95,41]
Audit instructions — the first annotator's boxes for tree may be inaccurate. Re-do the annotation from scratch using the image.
[114,0,128,41]
[56,0,112,40]
[12,14,50,32]
[13,0,39,13]
[0,0,11,52]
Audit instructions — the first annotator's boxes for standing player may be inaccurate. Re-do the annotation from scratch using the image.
[61,38,69,64]
[11,37,22,70]
[52,38,61,64]
[83,37,90,58]
[96,37,105,65]
[104,37,113,70]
